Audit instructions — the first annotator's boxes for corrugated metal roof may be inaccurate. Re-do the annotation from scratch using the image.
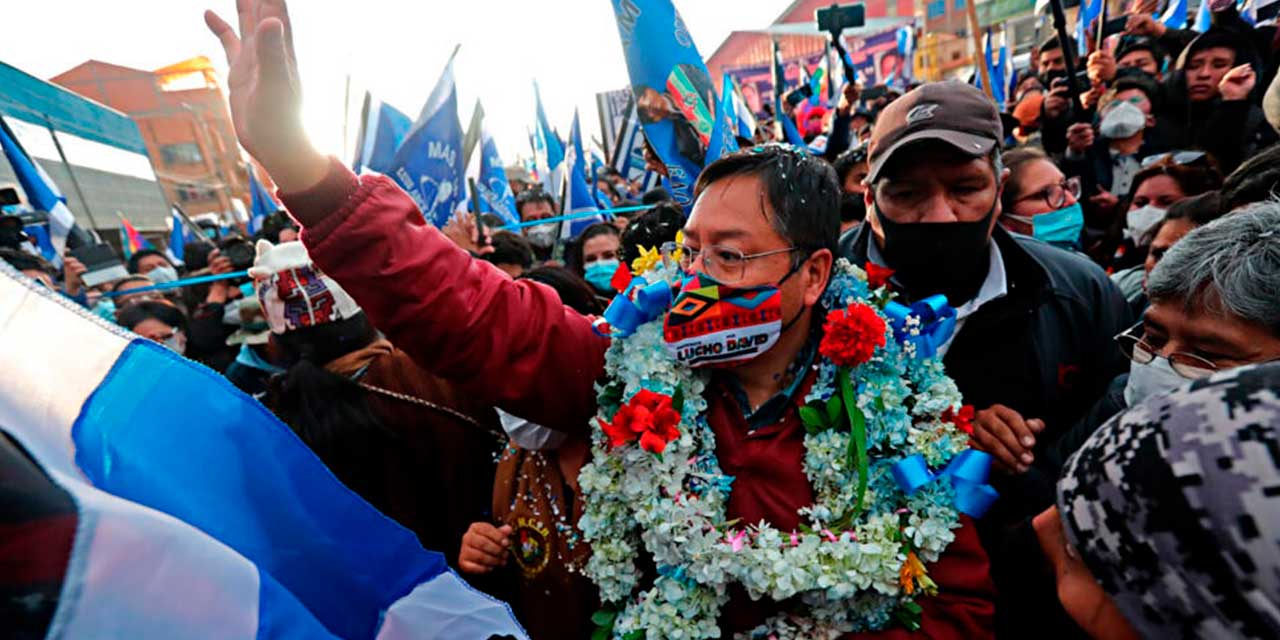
[0,61,148,155]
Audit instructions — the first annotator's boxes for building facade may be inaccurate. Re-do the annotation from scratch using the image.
[51,57,257,224]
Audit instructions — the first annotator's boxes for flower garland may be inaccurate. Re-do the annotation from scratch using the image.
[578,257,985,639]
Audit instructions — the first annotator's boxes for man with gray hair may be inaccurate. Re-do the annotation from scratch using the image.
[1130,198,1280,401]
[1045,198,1280,472]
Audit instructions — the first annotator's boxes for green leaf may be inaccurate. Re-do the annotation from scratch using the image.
[893,600,924,630]
[623,631,646,640]
[591,610,618,628]
[826,395,843,426]
[840,369,870,518]
[591,629,610,640]
[671,385,685,414]
[799,405,826,431]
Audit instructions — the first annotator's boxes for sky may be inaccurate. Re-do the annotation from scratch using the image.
[2,0,784,165]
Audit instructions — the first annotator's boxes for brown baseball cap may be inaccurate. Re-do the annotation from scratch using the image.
[866,81,1003,183]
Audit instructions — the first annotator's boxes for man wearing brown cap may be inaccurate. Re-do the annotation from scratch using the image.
[839,81,1133,637]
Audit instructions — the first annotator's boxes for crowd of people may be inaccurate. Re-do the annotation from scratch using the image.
[5,0,1280,637]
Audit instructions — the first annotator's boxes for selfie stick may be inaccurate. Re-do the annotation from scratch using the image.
[1048,0,1088,119]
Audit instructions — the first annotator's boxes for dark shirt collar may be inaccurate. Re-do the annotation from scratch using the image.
[717,327,820,431]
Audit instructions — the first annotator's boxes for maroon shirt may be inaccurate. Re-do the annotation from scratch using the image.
[286,159,996,638]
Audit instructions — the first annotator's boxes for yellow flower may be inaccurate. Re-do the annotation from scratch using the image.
[631,245,661,275]
[899,551,937,596]
[670,230,685,266]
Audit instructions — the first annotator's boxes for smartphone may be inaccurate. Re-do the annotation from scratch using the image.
[70,243,128,288]
[861,85,889,101]
[816,4,865,33]
[1100,16,1128,40]
[785,85,814,107]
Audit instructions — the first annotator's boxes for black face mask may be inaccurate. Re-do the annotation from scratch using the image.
[840,193,867,224]
[874,202,995,307]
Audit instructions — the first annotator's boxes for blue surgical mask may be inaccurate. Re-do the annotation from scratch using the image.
[1005,202,1084,249]
[584,259,620,294]
[148,265,179,285]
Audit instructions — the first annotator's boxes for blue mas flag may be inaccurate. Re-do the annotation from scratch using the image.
[780,111,808,149]
[475,128,520,225]
[0,263,527,639]
[247,168,278,236]
[563,110,604,239]
[390,60,466,228]
[353,93,413,175]
[0,117,76,267]
[609,0,723,211]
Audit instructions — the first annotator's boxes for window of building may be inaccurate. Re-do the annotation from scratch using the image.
[175,184,219,203]
[161,143,203,166]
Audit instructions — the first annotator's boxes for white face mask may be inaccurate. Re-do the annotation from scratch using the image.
[526,223,557,249]
[1123,356,1186,406]
[1125,205,1166,243]
[163,330,187,356]
[222,299,243,326]
[497,408,567,451]
[1099,101,1147,139]
[148,264,179,285]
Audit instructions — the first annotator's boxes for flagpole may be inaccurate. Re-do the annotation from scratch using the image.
[966,3,995,100]
[41,115,102,234]
[341,72,352,166]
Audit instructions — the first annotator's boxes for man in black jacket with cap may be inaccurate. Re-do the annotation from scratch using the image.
[839,80,1133,638]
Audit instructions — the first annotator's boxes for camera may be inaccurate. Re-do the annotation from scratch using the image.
[218,235,256,271]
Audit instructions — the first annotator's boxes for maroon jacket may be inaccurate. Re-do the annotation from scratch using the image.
[285,159,996,638]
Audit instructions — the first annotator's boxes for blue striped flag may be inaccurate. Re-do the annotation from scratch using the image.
[0,264,527,639]
[0,117,76,268]
[246,168,278,236]
[562,110,604,239]
[166,209,187,266]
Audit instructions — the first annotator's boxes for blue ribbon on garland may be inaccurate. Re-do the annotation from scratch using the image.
[594,276,674,338]
[891,450,999,518]
[883,295,957,359]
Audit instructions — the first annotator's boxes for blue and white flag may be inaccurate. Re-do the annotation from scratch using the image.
[1075,0,1103,55]
[0,117,76,268]
[390,60,466,228]
[353,93,413,175]
[562,110,604,239]
[974,31,1009,107]
[780,109,808,149]
[896,26,916,86]
[1159,0,1188,28]
[166,209,187,266]
[706,76,740,163]
[246,168,278,236]
[533,81,566,196]
[725,75,758,140]
[1240,0,1258,24]
[466,122,520,226]
[1194,0,1212,29]
[609,0,722,211]
[0,263,527,639]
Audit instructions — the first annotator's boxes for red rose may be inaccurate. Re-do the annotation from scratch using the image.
[865,262,894,289]
[819,303,887,368]
[600,389,682,454]
[941,405,976,435]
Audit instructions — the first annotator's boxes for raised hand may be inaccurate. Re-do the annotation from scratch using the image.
[1219,64,1257,101]
[204,0,328,193]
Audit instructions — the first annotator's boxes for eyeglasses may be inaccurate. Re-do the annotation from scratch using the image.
[1015,176,1081,210]
[1140,150,1206,169]
[1114,324,1217,379]
[673,242,803,284]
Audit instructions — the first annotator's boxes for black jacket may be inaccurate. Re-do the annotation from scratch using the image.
[840,225,1133,443]
[841,224,1133,639]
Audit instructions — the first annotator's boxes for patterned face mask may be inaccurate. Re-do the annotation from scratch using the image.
[662,271,784,368]
[1058,361,1280,639]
